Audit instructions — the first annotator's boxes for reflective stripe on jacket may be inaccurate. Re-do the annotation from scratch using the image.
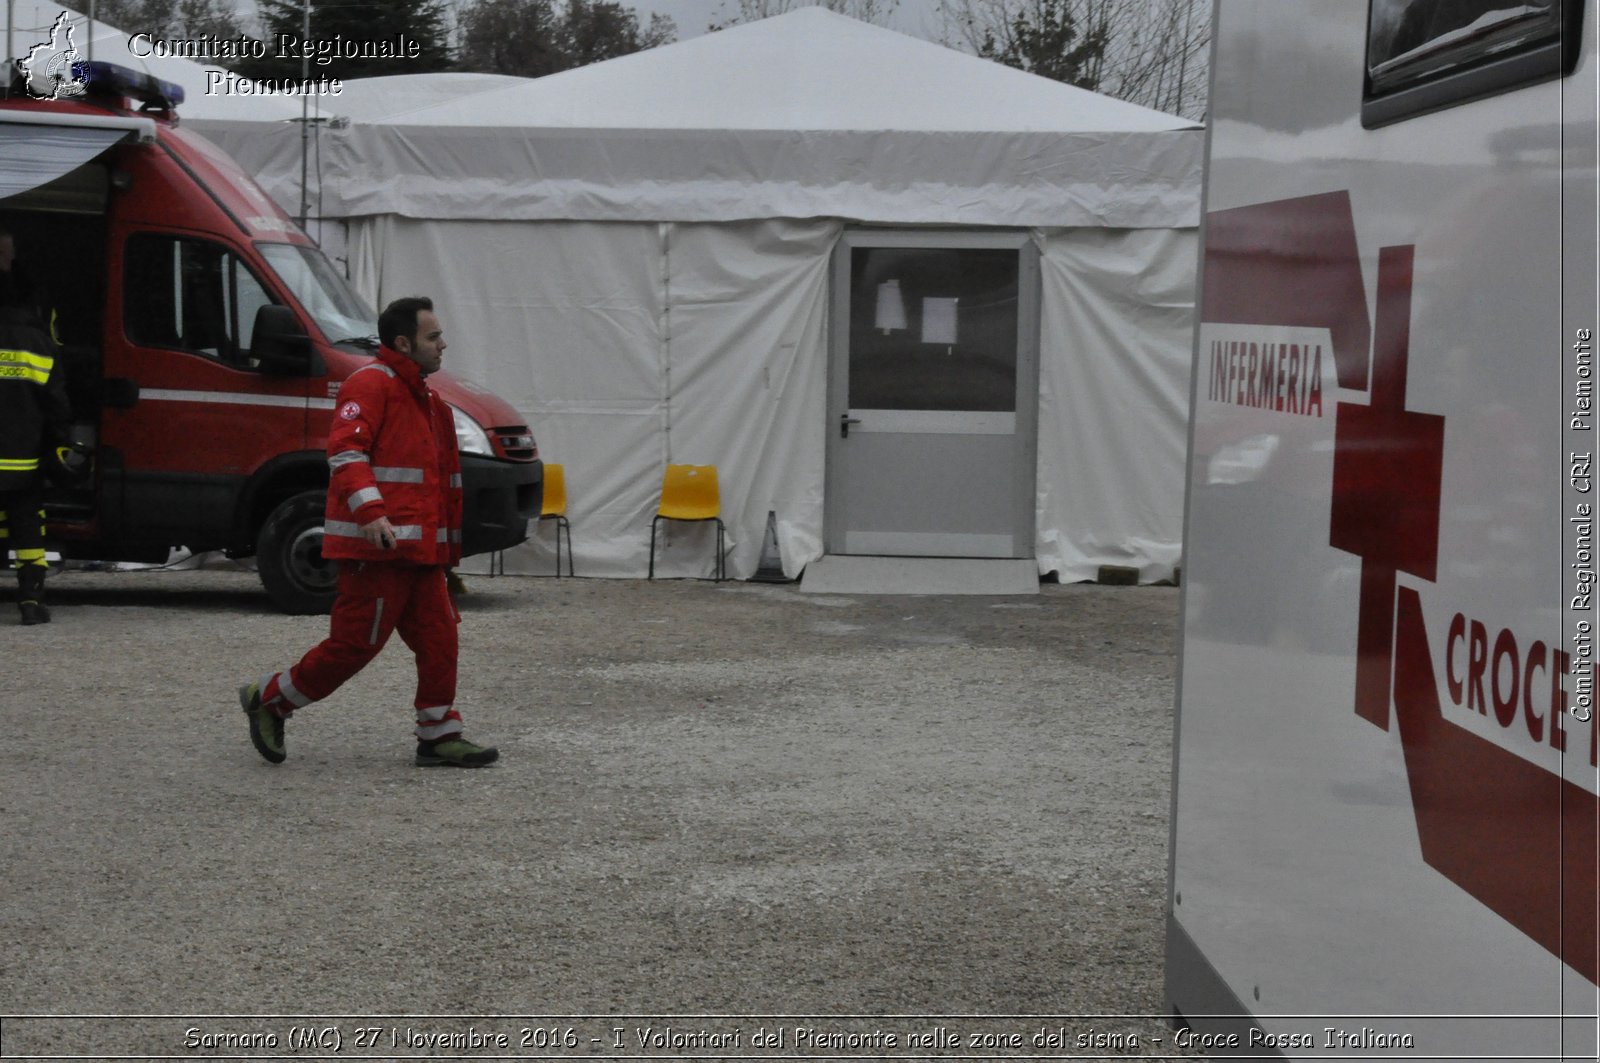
[322,346,463,565]
[0,308,70,491]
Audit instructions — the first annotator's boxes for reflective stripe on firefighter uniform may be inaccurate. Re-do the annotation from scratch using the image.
[0,499,49,569]
[1,312,70,579]
[0,348,54,384]
[0,312,70,494]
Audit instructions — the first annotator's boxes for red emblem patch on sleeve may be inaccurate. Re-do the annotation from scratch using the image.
[339,401,362,421]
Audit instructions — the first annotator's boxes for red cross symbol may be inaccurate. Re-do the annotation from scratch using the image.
[1329,245,1446,731]
[1205,198,1595,985]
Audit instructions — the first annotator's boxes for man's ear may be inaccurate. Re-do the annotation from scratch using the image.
[393,333,413,355]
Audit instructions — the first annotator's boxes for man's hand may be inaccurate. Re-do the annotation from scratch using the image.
[360,516,397,549]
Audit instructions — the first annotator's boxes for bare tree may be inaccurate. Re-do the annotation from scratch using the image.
[561,0,676,66]
[1101,0,1208,118]
[959,0,1111,86]
[457,0,568,76]
[457,0,677,75]
[940,0,1208,119]
[89,0,246,40]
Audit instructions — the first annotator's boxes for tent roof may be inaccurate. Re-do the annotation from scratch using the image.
[192,9,1202,228]
[322,72,533,123]
[377,8,1197,133]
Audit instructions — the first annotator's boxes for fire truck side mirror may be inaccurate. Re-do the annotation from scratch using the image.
[250,305,322,377]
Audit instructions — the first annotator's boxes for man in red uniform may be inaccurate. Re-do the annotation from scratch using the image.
[239,297,498,768]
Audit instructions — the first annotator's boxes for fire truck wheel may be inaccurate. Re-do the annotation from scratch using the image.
[257,489,338,615]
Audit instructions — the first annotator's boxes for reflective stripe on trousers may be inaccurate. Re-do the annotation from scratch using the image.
[263,562,462,736]
[415,704,459,741]
[0,488,47,568]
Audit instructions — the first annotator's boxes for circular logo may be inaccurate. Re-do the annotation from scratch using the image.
[339,401,362,421]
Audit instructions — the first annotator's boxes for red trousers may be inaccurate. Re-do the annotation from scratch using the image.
[261,561,463,741]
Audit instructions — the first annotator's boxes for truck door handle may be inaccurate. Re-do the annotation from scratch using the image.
[841,414,862,438]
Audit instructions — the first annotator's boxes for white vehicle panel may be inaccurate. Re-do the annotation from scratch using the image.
[1168,0,1598,1056]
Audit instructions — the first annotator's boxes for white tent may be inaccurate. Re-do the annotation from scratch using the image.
[195,9,1203,582]
[306,71,533,123]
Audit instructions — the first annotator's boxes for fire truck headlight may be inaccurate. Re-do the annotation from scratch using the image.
[451,405,494,457]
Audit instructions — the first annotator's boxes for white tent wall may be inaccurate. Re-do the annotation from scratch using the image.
[187,11,1204,584]
[345,216,1194,583]
[1035,227,1196,583]
[659,220,834,580]
[346,215,836,579]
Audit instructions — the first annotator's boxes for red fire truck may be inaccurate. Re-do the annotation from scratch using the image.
[1,62,541,612]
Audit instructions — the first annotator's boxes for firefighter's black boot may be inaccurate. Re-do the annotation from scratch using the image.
[17,564,50,625]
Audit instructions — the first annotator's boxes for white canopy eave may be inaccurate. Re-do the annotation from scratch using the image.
[196,121,1203,228]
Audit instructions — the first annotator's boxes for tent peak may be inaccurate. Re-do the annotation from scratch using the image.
[369,6,1197,134]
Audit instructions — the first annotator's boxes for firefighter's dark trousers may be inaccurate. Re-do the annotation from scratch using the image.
[0,480,49,601]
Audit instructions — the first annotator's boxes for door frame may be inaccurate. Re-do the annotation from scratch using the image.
[824,228,1042,557]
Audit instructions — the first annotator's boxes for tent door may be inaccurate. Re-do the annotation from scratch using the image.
[826,230,1039,558]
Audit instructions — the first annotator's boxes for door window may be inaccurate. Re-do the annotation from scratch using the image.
[848,246,1019,413]
[123,234,274,367]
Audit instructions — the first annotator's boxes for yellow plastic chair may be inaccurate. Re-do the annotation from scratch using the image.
[539,463,574,577]
[648,464,726,581]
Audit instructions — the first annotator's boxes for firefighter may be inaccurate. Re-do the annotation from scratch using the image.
[0,269,70,625]
[238,296,499,768]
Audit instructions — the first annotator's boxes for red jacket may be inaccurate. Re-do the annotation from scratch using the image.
[323,345,463,565]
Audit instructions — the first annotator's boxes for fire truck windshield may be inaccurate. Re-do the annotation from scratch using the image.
[258,243,378,347]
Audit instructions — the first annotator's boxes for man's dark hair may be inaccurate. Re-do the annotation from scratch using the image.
[378,296,434,349]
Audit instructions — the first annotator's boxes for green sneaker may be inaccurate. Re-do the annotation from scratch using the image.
[415,736,499,768]
[239,682,286,764]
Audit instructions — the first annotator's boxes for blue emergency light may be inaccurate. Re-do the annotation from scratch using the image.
[75,61,185,109]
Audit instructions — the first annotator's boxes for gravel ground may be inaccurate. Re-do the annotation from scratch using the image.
[0,566,1190,1060]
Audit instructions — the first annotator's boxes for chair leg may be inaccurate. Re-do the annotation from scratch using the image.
[553,518,562,578]
[650,516,726,580]
[561,517,573,577]
[715,518,726,582]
